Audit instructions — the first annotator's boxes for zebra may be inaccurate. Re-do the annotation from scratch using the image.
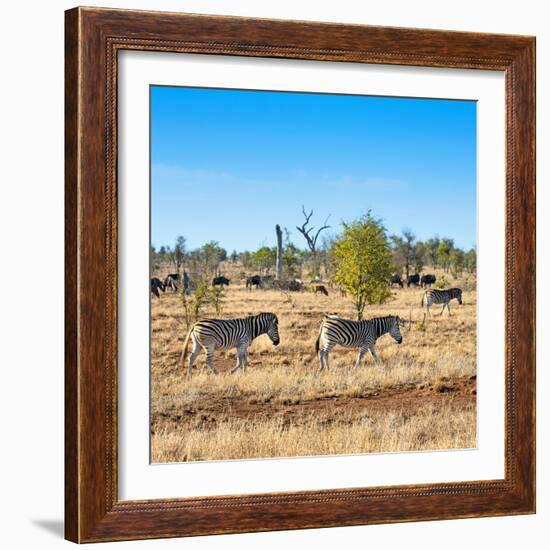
[315,315,406,371]
[179,312,280,375]
[421,287,462,316]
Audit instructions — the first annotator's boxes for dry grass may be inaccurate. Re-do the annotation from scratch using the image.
[152,402,476,462]
[151,266,477,462]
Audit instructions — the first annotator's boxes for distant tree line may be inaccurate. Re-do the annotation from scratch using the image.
[151,206,476,321]
[390,231,476,279]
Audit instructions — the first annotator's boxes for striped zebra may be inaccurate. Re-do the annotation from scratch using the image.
[315,315,406,371]
[421,287,462,316]
[179,312,280,375]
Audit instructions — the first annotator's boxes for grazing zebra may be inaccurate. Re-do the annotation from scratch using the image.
[315,315,405,371]
[179,312,280,375]
[421,288,462,316]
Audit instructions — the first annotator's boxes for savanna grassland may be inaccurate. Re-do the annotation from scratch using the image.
[151,266,477,463]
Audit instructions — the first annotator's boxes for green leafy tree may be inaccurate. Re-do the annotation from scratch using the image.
[390,229,417,280]
[331,212,393,320]
[437,238,454,272]
[414,241,427,273]
[172,235,186,272]
[240,250,252,269]
[282,242,302,277]
[425,237,441,268]
[450,248,465,278]
[201,241,227,275]
[251,246,277,273]
[465,248,477,274]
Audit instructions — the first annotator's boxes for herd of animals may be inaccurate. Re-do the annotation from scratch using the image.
[151,271,438,299]
[151,269,464,376]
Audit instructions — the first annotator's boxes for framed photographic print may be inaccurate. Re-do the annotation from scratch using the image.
[65,6,535,543]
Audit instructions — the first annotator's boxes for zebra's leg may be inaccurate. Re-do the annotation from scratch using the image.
[439,303,446,316]
[230,345,247,374]
[354,346,368,369]
[204,346,219,374]
[369,346,379,364]
[447,303,452,316]
[318,349,326,371]
[319,347,331,371]
[187,338,201,376]
[324,349,331,370]
[426,303,431,316]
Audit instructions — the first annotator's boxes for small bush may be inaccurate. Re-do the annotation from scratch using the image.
[434,275,450,289]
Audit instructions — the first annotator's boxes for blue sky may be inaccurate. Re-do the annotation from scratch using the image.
[151,86,476,253]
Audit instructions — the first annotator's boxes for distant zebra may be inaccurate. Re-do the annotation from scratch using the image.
[179,312,280,375]
[421,288,462,316]
[315,315,405,371]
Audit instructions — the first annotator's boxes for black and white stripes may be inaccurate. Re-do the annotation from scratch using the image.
[421,288,463,316]
[179,312,280,375]
[315,315,405,371]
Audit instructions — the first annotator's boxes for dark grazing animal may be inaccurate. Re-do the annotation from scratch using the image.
[311,284,329,296]
[179,312,280,375]
[421,287,463,315]
[246,275,262,290]
[407,273,420,287]
[390,274,403,288]
[316,315,405,370]
[272,279,303,292]
[212,276,230,287]
[421,274,436,288]
[164,274,179,292]
[150,277,165,298]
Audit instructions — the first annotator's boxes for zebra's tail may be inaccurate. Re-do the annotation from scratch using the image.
[178,325,194,370]
[315,321,325,353]
[420,293,425,308]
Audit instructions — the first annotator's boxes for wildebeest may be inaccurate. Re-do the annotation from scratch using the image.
[311,284,329,296]
[272,279,303,292]
[407,273,420,287]
[260,274,275,287]
[164,274,179,292]
[390,274,403,288]
[212,276,230,287]
[246,275,262,290]
[150,277,165,298]
[421,274,436,288]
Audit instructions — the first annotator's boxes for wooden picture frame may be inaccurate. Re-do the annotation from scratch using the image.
[65,6,536,543]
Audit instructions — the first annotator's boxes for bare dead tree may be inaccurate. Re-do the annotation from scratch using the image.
[275,224,283,280]
[296,206,331,255]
